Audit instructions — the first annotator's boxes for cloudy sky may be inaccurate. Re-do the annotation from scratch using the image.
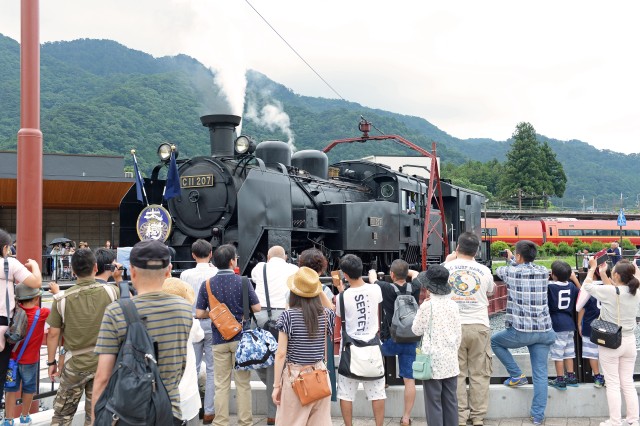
[2,0,639,153]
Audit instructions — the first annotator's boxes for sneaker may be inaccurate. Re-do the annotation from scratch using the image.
[564,372,579,387]
[594,374,605,388]
[548,377,567,390]
[504,374,528,387]
[18,416,31,426]
[3,419,14,426]
[530,416,544,425]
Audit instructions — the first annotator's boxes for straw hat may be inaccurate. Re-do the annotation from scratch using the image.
[162,277,195,304]
[287,267,322,298]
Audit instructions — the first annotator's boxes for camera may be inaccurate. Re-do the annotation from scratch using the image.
[104,263,125,272]
[499,250,509,258]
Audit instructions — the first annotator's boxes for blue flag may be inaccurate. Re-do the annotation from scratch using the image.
[133,155,145,203]
[164,151,181,201]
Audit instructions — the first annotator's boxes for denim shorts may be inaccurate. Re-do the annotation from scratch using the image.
[381,338,417,379]
[10,362,38,393]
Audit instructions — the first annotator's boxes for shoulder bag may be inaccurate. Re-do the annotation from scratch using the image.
[337,292,384,381]
[4,257,27,346]
[263,264,280,340]
[412,303,433,381]
[290,312,332,405]
[235,277,278,370]
[206,277,242,341]
[6,308,41,389]
[590,286,622,349]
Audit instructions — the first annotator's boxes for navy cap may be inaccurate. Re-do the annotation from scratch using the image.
[130,240,171,270]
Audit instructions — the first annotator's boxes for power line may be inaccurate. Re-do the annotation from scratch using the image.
[244,0,347,102]
[244,0,386,136]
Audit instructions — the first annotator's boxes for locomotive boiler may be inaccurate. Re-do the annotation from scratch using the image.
[119,114,486,274]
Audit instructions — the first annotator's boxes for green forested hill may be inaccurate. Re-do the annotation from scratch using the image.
[1,34,638,209]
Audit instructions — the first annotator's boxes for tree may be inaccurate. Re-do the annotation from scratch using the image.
[499,122,566,207]
[540,141,567,198]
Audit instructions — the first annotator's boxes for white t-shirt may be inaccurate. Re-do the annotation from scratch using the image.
[336,284,382,341]
[180,263,218,317]
[179,319,204,421]
[250,258,299,309]
[443,258,495,327]
[0,257,32,317]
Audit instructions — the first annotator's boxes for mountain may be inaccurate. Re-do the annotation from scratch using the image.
[0,34,637,209]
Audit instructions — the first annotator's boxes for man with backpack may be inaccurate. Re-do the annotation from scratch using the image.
[444,232,495,426]
[46,249,119,426]
[368,259,420,426]
[92,240,193,425]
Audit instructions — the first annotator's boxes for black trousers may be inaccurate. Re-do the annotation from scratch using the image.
[423,375,458,426]
[172,418,186,426]
[0,343,13,396]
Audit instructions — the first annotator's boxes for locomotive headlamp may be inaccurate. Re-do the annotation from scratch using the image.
[157,143,172,162]
[234,136,256,155]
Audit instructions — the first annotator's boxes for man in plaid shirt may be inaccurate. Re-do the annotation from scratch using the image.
[490,240,557,426]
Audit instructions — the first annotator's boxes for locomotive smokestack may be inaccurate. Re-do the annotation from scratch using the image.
[200,114,242,157]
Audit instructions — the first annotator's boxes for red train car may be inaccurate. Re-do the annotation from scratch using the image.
[483,218,640,246]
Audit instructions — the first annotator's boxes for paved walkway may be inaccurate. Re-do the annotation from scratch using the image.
[208,416,608,425]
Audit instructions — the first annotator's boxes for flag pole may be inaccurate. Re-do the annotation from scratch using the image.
[131,149,149,206]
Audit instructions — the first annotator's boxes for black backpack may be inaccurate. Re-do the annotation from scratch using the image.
[94,283,173,426]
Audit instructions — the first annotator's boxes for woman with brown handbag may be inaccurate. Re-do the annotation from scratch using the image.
[582,258,640,426]
[271,267,335,425]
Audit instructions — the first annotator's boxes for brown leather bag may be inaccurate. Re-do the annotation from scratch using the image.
[289,314,331,405]
[206,279,242,341]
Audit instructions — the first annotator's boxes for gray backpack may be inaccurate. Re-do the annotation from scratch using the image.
[390,284,421,343]
[94,283,173,426]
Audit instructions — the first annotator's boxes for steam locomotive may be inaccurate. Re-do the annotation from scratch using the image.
[119,114,486,274]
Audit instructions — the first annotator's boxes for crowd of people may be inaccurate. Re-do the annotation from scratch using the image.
[0,227,640,426]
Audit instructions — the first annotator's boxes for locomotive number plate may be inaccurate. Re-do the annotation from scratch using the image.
[368,217,383,227]
[181,174,214,188]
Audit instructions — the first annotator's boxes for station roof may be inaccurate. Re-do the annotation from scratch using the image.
[0,151,133,210]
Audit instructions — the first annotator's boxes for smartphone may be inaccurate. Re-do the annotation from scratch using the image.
[594,249,609,266]
[499,249,509,258]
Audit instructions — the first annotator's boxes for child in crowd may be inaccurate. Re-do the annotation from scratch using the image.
[547,261,580,390]
[4,284,50,426]
[576,264,609,388]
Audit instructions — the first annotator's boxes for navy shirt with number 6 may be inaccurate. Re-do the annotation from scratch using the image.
[196,270,260,345]
[547,281,579,332]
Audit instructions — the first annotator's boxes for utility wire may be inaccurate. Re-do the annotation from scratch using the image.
[244,0,346,102]
[244,0,386,136]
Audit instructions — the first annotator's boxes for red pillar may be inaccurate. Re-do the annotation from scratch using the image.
[16,0,43,265]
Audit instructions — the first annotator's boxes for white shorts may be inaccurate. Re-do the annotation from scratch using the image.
[550,330,576,361]
[582,336,599,360]
[337,374,386,402]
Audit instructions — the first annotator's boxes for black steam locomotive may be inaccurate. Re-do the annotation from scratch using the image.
[119,114,486,274]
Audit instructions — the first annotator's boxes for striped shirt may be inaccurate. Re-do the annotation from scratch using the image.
[496,261,553,332]
[277,308,335,365]
[95,292,193,419]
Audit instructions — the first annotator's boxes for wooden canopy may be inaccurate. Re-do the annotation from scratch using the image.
[0,151,133,210]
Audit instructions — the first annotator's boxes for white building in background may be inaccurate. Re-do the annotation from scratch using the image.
[361,155,440,179]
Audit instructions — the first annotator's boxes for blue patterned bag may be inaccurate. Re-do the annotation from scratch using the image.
[234,327,278,370]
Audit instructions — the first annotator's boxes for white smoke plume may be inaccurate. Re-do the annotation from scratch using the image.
[245,101,296,151]
[169,0,248,131]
